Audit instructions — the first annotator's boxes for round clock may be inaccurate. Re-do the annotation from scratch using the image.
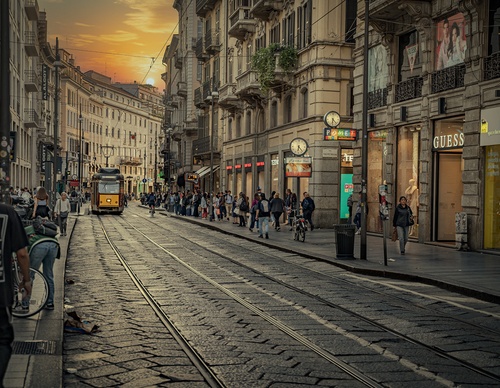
[290,137,308,156]
[323,111,341,128]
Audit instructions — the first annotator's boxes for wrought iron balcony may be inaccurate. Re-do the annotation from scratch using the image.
[196,0,217,18]
[367,88,388,110]
[218,83,241,111]
[194,87,205,108]
[177,81,187,98]
[24,70,39,93]
[25,0,39,21]
[395,77,423,103]
[228,7,256,40]
[195,37,208,62]
[204,29,221,55]
[24,109,40,128]
[431,64,465,94]
[202,80,212,101]
[193,136,219,157]
[485,52,500,81]
[251,0,283,20]
[24,31,38,57]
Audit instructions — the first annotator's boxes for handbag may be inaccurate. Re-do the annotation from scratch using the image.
[392,228,398,242]
[409,214,415,226]
[60,211,69,218]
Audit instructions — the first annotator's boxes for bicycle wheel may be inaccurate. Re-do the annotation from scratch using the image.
[12,268,49,318]
[299,227,306,242]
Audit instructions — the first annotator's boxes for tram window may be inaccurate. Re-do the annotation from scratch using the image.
[98,182,120,194]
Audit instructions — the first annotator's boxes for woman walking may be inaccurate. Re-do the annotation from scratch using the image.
[54,192,71,236]
[393,196,413,255]
[32,187,50,219]
[270,193,285,231]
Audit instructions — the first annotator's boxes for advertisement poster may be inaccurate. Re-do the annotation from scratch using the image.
[340,174,353,219]
[368,45,388,92]
[435,13,467,70]
[285,157,312,177]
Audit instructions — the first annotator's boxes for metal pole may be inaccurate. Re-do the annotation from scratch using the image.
[154,129,157,192]
[167,129,171,193]
[77,104,82,215]
[53,38,60,208]
[209,94,215,221]
[0,0,11,202]
[360,0,370,260]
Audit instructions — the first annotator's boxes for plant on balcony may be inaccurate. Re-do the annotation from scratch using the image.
[252,44,298,91]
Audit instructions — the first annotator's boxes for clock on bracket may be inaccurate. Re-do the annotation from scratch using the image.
[323,110,341,128]
[290,137,308,156]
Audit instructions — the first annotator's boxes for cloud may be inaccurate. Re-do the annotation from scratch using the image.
[75,22,94,28]
[116,0,172,34]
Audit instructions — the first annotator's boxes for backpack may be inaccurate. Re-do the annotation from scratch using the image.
[239,200,249,212]
[259,199,270,214]
[25,225,60,257]
[32,216,58,237]
[347,194,353,207]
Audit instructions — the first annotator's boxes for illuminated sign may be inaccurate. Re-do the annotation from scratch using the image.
[185,173,199,183]
[323,128,357,141]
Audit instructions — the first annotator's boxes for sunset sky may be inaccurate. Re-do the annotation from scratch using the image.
[38,0,178,89]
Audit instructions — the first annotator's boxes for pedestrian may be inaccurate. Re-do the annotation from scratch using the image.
[301,192,316,231]
[248,193,260,232]
[236,192,248,227]
[32,186,50,219]
[393,195,414,255]
[256,193,271,239]
[218,192,226,220]
[0,203,32,386]
[200,192,208,219]
[270,193,285,231]
[225,190,233,221]
[25,225,60,310]
[54,192,71,236]
[354,191,362,234]
[285,188,298,230]
[347,193,353,223]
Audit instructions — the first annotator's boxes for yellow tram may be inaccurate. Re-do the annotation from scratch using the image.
[90,168,125,214]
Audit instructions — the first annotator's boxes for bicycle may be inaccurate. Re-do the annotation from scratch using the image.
[292,213,308,242]
[149,204,155,217]
[12,254,49,318]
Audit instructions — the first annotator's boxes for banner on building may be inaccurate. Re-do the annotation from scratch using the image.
[285,157,312,177]
[42,64,48,100]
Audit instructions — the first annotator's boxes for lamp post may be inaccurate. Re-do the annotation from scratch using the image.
[52,38,62,207]
[165,126,174,194]
[77,104,83,215]
[101,145,114,168]
[144,150,147,193]
[154,129,158,192]
[207,89,219,222]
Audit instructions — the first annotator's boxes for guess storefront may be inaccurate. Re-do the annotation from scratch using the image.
[432,117,465,242]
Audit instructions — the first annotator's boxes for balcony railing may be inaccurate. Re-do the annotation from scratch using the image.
[24,109,40,128]
[431,64,466,94]
[195,37,208,62]
[367,88,388,110]
[204,29,221,54]
[193,136,218,155]
[395,77,423,103]
[24,70,39,93]
[194,87,204,108]
[485,52,500,81]
[196,0,217,17]
[228,7,256,40]
[251,0,283,20]
[24,31,38,56]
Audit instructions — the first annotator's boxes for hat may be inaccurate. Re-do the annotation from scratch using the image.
[257,186,261,190]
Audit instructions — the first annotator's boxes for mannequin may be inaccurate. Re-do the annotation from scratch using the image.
[405,179,419,209]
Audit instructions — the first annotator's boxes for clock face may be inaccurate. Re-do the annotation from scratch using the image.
[324,111,341,128]
[290,137,308,156]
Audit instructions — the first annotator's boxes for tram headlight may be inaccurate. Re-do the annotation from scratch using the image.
[106,198,111,203]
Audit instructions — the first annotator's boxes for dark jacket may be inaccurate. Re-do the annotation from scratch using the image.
[393,204,412,227]
[301,197,315,213]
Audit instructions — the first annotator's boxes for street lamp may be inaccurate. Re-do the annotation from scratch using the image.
[207,89,219,221]
[77,104,83,215]
[101,145,114,167]
[154,129,158,192]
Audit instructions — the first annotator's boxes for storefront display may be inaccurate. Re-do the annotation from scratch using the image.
[367,130,389,233]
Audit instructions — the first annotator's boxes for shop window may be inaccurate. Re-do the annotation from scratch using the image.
[484,145,500,249]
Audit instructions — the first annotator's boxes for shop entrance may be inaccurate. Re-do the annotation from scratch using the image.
[433,152,463,241]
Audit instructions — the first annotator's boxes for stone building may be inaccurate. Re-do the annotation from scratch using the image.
[166,0,358,227]
[352,0,500,250]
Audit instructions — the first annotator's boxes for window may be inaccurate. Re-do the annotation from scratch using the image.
[228,118,233,141]
[271,101,278,128]
[488,0,500,55]
[398,30,422,82]
[298,0,312,49]
[246,111,251,135]
[256,34,266,51]
[284,95,292,124]
[282,12,295,47]
[300,88,308,119]
[270,24,280,45]
[345,0,357,43]
[236,115,242,138]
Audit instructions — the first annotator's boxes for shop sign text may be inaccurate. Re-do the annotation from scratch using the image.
[433,132,464,149]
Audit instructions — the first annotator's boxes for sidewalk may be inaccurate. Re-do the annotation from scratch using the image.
[4,213,78,388]
[165,211,500,305]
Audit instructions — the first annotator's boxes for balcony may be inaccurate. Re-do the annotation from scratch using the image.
[24,31,38,57]
[177,81,187,98]
[196,0,217,18]
[204,29,221,55]
[367,0,408,22]
[218,83,241,111]
[185,121,199,137]
[395,77,423,103]
[24,70,39,93]
[195,37,209,62]
[202,80,212,102]
[367,88,388,110]
[131,157,142,165]
[485,52,500,81]
[25,0,39,21]
[251,0,283,20]
[174,51,182,69]
[194,87,205,108]
[235,70,263,103]
[228,7,256,40]
[431,64,466,94]
[24,109,40,128]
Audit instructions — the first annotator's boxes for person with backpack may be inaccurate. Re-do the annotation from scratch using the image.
[32,187,50,219]
[54,192,71,236]
[255,193,271,239]
[270,193,285,231]
[25,225,60,310]
[301,192,316,231]
[236,192,248,227]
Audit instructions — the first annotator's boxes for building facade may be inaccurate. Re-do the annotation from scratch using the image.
[353,0,500,250]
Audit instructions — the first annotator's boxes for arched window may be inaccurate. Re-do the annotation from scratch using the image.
[284,95,292,124]
[236,115,242,138]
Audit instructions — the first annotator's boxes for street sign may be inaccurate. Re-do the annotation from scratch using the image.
[142,178,147,183]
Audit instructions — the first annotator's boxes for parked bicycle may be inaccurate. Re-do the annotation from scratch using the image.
[11,254,49,318]
[292,213,308,242]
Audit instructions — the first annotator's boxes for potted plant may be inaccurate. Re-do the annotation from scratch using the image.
[252,44,298,91]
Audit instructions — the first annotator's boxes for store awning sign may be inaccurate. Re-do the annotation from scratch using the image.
[323,128,357,141]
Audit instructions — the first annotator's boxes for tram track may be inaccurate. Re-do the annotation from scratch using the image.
[98,210,500,386]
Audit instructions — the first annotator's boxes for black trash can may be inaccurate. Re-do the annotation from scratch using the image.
[333,224,356,259]
[70,200,77,213]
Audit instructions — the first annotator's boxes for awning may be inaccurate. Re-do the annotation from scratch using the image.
[194,166,210,176]
[199,165,219,178]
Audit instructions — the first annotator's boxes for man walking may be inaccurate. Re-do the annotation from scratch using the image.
[225,190,233,221]
[301,192,316,231]
[0,203,31,386]
[255,193,271,239]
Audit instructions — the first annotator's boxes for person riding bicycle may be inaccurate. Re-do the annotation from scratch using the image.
[146,192,156,212]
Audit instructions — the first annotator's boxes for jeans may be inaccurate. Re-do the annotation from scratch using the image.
[59,215,68,235]
[396,226,409,253]
[272,211,283,229]
[258,216,269,236]
[30,241,59,305]
[303,210,314,230]
[0,307,14,385]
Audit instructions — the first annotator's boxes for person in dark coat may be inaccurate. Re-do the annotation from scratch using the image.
[393,196,413,255]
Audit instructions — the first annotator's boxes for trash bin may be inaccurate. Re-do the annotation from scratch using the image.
[70,200,77,213]
[333,224,356,259]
